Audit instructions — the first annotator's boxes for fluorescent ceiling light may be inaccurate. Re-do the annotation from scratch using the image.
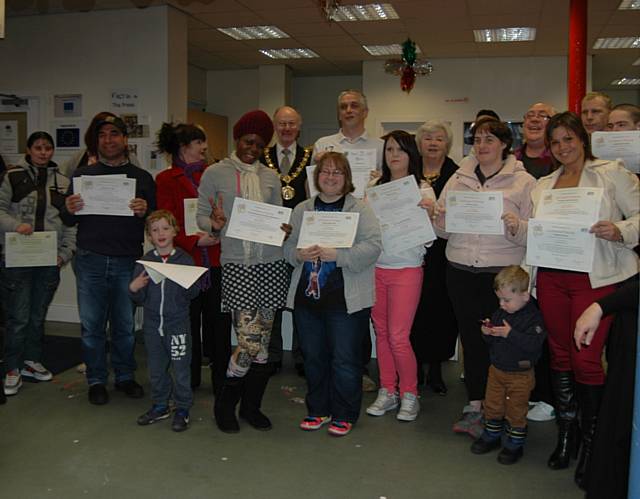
[473,27,536,42]
[593,37,640,49]
[611,77,640,85]
[217,26,288,40]
[259,48,319,59]
[331,3,399,21]
[363,44,421,56]
[618,0,640,9]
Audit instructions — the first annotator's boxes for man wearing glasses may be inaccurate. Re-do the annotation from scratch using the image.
[515,102,557,179]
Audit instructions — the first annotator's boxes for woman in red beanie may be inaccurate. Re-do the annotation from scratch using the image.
[196,109,291,434]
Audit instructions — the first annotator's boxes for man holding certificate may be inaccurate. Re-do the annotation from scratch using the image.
[284,151,382,437]
[427,118,536,440]
[62,115,156,406]
[0,132,76,396]
[501,112,639,488]
[197,110,290,434]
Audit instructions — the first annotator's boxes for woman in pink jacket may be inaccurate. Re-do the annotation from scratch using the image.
[430,117,536,440]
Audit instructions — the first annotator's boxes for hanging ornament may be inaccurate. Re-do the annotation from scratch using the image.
[384,38,434,93]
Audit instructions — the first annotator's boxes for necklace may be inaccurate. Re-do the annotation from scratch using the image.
[263,146,312,200]
[423,171,440,186]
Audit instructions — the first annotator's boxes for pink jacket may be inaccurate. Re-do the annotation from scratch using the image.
[435,154,536,268]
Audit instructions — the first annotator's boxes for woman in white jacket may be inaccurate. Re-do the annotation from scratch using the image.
[502,111,639,488]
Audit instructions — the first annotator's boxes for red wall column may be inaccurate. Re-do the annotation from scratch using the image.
[568,0,588,114]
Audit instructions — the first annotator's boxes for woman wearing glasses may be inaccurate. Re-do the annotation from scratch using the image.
[284,152,382,437]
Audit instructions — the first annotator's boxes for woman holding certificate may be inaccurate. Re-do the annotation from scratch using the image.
[429,118,536,439]
[501,112,639,487]
[284,152,382,436]
[365,130,425,422]
[196,110,289,434]
[0,131,76,396]
[155,122,231,394]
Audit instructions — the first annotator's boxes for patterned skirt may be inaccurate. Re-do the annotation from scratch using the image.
[221,259,291,311]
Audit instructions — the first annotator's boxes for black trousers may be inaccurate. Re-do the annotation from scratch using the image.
[446,264,498,401]
[267,309,303,364]
[189,267,231,389]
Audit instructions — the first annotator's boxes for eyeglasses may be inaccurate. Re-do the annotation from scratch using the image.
[319,170,345,177]
[524,112,550,121]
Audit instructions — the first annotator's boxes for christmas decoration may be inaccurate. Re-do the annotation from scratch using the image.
[384,39,433,93]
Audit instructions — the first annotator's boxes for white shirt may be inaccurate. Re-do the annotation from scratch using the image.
[312,130,384,170]
[276,141,297,167]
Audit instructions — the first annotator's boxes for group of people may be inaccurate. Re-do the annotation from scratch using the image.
[0,89,638,497]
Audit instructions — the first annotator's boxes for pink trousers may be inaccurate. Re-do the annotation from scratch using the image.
[371,266,423,396]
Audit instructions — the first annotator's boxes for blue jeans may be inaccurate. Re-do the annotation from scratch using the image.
[74,249,137,385]
[294,305,370,423]
[0,266,60,372]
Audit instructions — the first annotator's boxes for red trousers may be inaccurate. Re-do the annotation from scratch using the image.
[536,271,615,385]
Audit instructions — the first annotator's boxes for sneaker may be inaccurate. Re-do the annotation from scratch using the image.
[137,405,171,426]
[452,405,484,439]
[171,409,190,432]
[328,420,353,437]
[21,360,53,382]
[362,374,377,393]
[115,379,144,398]
[88,383,109,405]
[366,388,399,416]
[396,392,420,422]
[76,363,87,374]
[527,401,555,422]
[299,416,332,431]
[4,369,22,396]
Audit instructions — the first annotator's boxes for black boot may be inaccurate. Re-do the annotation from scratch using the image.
[0,361,6,405]
[239,363,272,431]
[214,376,243,433]
[574,383,604,489]
[548,371,579,469]
[427,362,447,396]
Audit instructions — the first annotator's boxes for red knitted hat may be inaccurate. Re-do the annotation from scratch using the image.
[233,110,274,145]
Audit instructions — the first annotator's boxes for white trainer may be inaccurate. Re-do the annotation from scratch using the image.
[527,401,555,422]
[366,388,399,416]
[21,360,53,382]
[397,392,420,422]
[4,369,23,395]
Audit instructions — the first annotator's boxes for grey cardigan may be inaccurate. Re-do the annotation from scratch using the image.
[284,194,382,314]
[196,156,284,266]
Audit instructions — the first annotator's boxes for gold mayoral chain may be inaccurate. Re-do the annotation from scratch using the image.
[263,146,312,201]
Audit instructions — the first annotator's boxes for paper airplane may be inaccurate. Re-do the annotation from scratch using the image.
[135,260,207,289]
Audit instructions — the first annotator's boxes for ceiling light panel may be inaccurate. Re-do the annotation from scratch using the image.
[217,26,289,40]
[611,77,640,85]
[331,3,399,21]
[593,37,640,49]
[473,27,536,42]
[618,0,640,10]
[362,44,421,56]
[259,48,319,59]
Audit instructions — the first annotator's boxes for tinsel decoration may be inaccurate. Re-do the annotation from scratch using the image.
[384,39,434,93]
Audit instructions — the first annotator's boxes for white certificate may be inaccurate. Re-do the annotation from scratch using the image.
[225,198,292,247]
[535,187,603,226]
[75,175,136,216]
[183,198,199,236]
[343,149,377,198]
[445,191,504,235]
[366,176,436,254]
[297,211,360,249]
[592,131,640,174]
[4,231,57,268]
[526,218,595,273]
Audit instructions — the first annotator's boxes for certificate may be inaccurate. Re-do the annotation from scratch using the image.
[592,131,640,174]
[75,175,136,216]
[535,187,603,226]
[183,198,199,236]
[366,176,436,254]
[445,191,504,235]
[297,211,360,249]
[526,218,595,273]
[225,198,292,247]
[4,231,57,267]
[343,149,377,198]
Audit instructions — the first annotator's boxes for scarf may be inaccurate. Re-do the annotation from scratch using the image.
[230,152,263,263]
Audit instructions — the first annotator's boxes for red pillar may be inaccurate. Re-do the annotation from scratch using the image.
[568,0,587,114]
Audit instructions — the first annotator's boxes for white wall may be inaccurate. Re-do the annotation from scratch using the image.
[0,6,187,322]
[188,65,208,109]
